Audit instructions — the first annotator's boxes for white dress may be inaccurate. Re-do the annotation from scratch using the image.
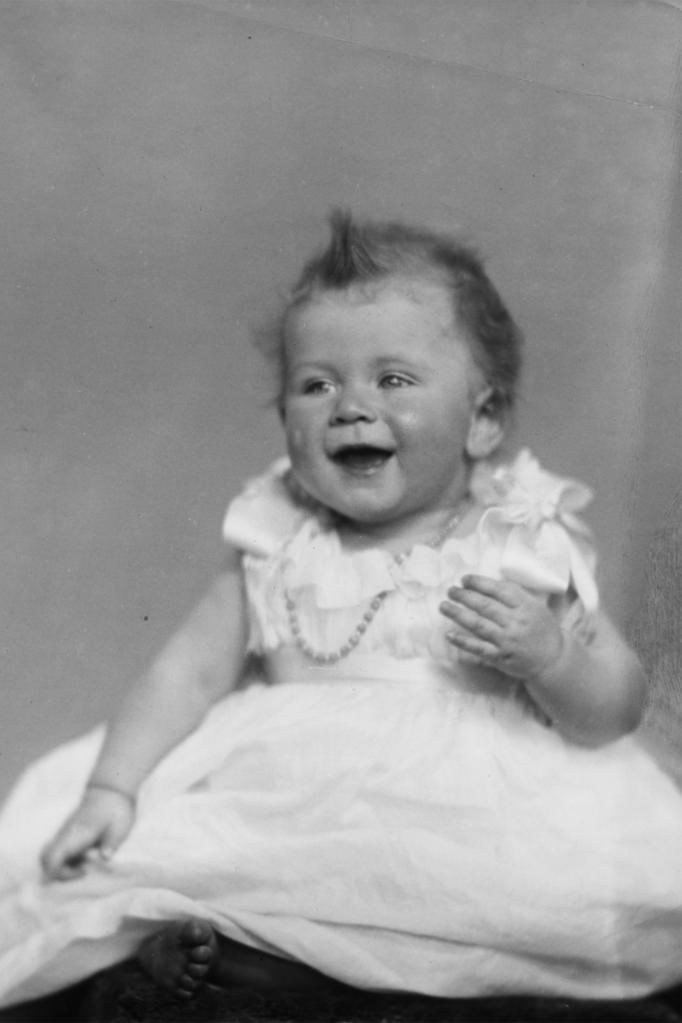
[1,451,681,1008]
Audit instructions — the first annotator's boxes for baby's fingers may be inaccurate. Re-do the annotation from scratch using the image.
[41,841,86,881]
[41,845,86,881]
[443,586,510,630]
[443,623,500,665]
[458,575,522,608]
[440,595,503,641]
[41,824,102,881]
[100,813,134,860]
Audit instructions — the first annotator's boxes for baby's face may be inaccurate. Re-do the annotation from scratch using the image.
[281,280,497,531]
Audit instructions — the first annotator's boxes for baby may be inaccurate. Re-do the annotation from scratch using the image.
[1,212,680,1014]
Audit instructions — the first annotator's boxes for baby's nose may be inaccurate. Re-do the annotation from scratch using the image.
[331,386,377,424]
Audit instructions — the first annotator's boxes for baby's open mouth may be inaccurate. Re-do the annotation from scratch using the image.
[330,445,394,473]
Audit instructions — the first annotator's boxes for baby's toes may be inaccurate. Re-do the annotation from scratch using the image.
[179,917,217,972]
[187,944,213,968]
[176,972,201,999]
[185,959,211,980]
[138,918,217,999]
[180,918,215,949]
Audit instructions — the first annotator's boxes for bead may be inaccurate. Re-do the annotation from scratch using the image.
[282,497,467,665]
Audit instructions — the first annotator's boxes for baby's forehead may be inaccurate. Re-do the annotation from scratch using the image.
[281,277,474,377]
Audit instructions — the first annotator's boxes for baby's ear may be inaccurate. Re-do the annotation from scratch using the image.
[465,388,506,460]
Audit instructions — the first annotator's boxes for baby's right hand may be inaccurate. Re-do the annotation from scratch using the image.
[40,786,136,881]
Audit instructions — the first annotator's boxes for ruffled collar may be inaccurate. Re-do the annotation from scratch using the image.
[282,517,480,609]
[279,449,596,611]
[224,449,597,613]
[470,449,593,535]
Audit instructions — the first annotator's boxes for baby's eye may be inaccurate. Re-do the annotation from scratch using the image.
[302,379,335,395]
[379,373,413,389]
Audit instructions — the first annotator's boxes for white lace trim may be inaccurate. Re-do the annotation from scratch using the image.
[224,450,598,655]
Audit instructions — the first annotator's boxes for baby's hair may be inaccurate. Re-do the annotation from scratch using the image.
[259,209,523,414]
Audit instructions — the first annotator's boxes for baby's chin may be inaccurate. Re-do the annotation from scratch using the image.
[285,460,409,527]
[283,468,323,510]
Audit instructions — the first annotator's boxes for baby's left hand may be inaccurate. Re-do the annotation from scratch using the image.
[440,575,564,681]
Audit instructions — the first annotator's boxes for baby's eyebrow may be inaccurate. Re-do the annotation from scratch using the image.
[372,355,424,373]
[289,361,337,375]
[375,355,414,365]
[288,355,427,377]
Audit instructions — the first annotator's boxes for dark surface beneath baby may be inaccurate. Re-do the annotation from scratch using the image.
[3,967,680,1023]
[109,982,681,1023]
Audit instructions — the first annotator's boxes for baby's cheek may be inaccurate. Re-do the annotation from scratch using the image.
[284,421,312,462]
[285,428,320,493]
[391,408,420,435]
[287,427,305,453]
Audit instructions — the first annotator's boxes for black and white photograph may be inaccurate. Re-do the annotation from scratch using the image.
[1,3,681,1021]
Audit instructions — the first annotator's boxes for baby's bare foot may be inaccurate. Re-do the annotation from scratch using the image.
[138,918,217,999]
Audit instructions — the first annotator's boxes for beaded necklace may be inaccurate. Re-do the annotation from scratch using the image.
[285,502,467,664]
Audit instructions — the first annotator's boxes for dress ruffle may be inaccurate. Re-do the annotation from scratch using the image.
[223,450,598,657]
[221,456,307,557]
[472,450,598,612]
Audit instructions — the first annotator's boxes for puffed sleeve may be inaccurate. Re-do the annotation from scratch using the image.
[222,457,307,557]
[471,449,599,617]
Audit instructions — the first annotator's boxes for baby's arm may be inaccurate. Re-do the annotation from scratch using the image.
[440,575,645,748]
[41,545,247,880]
